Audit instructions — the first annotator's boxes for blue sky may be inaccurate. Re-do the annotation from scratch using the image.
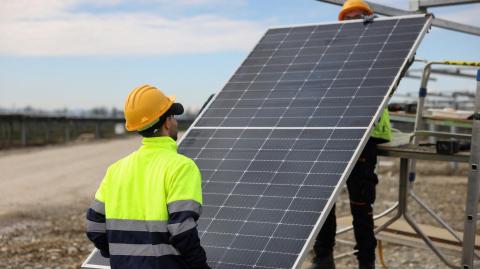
[0,0,479,112]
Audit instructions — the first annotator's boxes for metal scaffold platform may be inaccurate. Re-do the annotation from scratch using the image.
[321,61,480,269]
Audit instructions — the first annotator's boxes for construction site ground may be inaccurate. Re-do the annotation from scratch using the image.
[0,135,477,269]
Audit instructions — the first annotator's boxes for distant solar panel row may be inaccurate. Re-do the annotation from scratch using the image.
[82,14,431,269]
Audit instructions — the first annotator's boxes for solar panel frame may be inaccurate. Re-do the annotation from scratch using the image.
[82,249,109,269]
[183,14,432,269]
[81,14,432,269]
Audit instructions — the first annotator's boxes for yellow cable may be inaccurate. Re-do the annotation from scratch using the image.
[378,240,389,269]
[442,61,480,67]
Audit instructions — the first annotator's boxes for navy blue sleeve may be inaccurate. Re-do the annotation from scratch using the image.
[170,224,210,269]
[167,202,210,269]
[86,207,110,258]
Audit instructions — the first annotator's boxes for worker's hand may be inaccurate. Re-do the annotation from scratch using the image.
[363,14,378,24]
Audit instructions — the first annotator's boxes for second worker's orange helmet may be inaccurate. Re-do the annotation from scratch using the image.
[338,0,373,21]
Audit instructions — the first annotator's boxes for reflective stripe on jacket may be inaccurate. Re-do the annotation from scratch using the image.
[86,136,209,269]
[371,108,392,143]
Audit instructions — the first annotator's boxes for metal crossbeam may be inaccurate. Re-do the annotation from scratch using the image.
[430,68,477,78]
[414,0,480,9]
[433,18,480,36]
[317,0,411,15]
[316,0,480,36]
[409,68,477,78]
[461,69,480,269]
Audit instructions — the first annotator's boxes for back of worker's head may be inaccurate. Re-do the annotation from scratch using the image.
[338,0,373,21]
[124,84,184,138]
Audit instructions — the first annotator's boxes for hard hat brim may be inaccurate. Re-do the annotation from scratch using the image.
[135,103,184,132]
[169,103,184,116]
[164,96,183,116]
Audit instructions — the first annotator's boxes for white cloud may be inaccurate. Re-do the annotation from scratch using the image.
[0,0,69,20]
[146,0,247,7]
[0,0,264,56]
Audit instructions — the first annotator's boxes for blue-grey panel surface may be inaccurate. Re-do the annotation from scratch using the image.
[187,15,430,269]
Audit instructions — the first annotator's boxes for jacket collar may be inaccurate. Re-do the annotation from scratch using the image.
[141,136,177,151]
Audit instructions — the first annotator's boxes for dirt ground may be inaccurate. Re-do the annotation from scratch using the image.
[329,158,472,269]
[0,136,475,268]
[0,136,142,218]
[0,136,142,268]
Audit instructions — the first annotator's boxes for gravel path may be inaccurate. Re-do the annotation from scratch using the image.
[0,136,141,219]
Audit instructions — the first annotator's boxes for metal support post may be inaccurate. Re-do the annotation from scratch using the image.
[21,116,27,147]
[7,120,13,148]
[73,121,78,139]
[44,120,50,144]
[373,159,410,234]
[461,69,480,268]
[95,121,102,139]
[407,62,432,188]
[0,123,5,148]
[65,120,71,143]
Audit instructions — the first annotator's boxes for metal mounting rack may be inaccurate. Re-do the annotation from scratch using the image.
[331,61,480,269]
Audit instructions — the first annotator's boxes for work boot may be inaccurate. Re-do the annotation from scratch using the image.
[311,253,335,269]
[359,261,375,269]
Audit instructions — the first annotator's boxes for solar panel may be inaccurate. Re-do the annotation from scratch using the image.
[82,14,432,269]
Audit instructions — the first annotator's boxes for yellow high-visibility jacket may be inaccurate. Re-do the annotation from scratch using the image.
[371,109,392,143]
[86,136,210,269]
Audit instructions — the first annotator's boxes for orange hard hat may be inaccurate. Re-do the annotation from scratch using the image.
[124,84,176,131]
[338,0,373,21]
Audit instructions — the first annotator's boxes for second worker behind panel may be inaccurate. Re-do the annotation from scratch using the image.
[86,84,211,269]
[312,1,392,269]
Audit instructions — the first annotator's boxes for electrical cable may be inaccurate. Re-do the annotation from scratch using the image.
[378,240,389,269]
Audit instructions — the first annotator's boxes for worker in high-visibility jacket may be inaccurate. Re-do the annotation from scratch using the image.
[86,84,211,269]
[312,1,392,269]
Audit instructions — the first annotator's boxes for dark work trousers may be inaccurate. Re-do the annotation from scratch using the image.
[314,138,380,264]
